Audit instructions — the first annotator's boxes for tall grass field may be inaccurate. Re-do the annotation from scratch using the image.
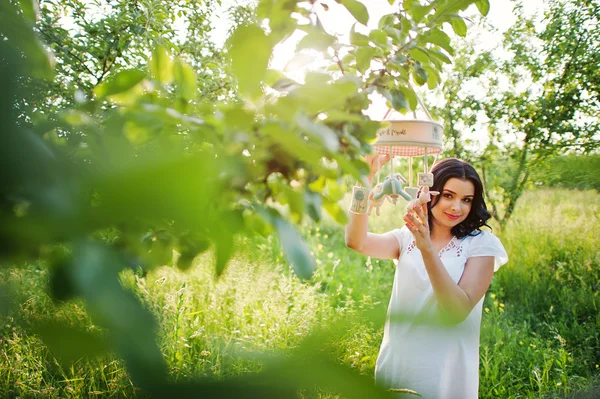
[1,188,599,398]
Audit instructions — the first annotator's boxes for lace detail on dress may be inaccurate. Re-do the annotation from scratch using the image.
[406,240,416,254]
[405,237,464,257]
[438,237,463,258]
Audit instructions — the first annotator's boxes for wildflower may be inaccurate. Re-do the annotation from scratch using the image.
[519,341,524,345]
[317,244,323,251]
[324,234,329,239]
[484,307,490,313]
[316,259,322,265]
[327,252,334,259]
[490,293,496,299]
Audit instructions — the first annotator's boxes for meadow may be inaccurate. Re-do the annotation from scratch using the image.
[1,187,599,398]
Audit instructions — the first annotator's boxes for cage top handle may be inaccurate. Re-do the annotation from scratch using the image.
[381,81,433,121]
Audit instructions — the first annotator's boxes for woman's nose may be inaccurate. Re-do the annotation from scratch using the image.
[451,200,460,211]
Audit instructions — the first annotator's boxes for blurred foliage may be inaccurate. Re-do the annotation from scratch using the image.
[1,188,599,398]
[0,0,491,396]
[429,0,600,228]
[531,154,600,191]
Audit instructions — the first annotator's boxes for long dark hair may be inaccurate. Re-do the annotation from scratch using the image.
[426,158,491,238]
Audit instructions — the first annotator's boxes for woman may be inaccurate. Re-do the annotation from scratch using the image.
[345,156,508,398]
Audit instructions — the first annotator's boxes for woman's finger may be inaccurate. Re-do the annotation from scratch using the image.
[413,204,427,226]
[407,211,424,230]
[407,223,420,235]
[405,214,425,236]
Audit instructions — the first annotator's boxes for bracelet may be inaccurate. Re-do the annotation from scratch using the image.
[349,186,369,214]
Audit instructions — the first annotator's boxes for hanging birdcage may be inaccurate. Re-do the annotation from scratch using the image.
[368,92,444,216]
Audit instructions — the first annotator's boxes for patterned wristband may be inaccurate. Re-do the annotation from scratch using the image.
[349,186,369,214]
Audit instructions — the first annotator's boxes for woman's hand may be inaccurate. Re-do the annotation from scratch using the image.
[364,153,390,184]
[403,203,434,254]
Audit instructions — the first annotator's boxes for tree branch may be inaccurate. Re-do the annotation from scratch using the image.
[39,30,97,79]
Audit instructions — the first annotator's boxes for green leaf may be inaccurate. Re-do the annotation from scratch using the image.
[423,28,455,56]
[424,66,440,89]
[340,0,369,26]
[332,153,368,183]
[242,209,273,237]
[0,2,53,78]
[296,114,340,153]
[309,176,327,192]
[48,251,76,303]
[391,53,408,65]
[149,46,173,84]
[376,87,393,104]
[288,76,358,115]
[34,322,110,365]
[475,0,490,16]
[304,190,322,222]
[378,13,396,30]
[411,4,433,23]
[282,187,305,224]
[430,49,452,64]
[390,89,409,112]
[72,243,167,386]
[273,215,316,280]
[398,86,418,110]
[271,77,301,92]
[408,47,431,63]
[324,179,345,202]
[94,69,146,98]
[355,46,376,74]
[227,24,273,99]
[368,29,388,47]
[350,24,369,46]
[124,120,151,145]
[214,232,234,276]
[173,59,197,101]
[18,0,39,23]
[261,122,325,168]
[450,17,468,37]
[412,63,429,86]
[297,27,336,52]
[176,236,210,271]
[323,202,348,224]
[399,14,412,36]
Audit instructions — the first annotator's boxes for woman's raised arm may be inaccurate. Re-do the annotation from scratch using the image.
[345,153,400,260]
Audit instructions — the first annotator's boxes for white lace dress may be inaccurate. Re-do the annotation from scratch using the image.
[374,226,508,399]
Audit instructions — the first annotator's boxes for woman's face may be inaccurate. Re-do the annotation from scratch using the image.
[431,177,475,232]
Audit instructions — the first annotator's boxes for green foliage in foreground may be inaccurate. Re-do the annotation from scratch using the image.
[1,0,494,394]
[1,188,599,398]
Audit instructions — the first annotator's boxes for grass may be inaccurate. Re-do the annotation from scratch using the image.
[0,188,599,398]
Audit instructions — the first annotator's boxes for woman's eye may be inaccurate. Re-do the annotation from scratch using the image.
[463,198,472,203]
[443,193,452,198]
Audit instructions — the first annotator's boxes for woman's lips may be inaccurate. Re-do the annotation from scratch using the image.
[444,212,461,220]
